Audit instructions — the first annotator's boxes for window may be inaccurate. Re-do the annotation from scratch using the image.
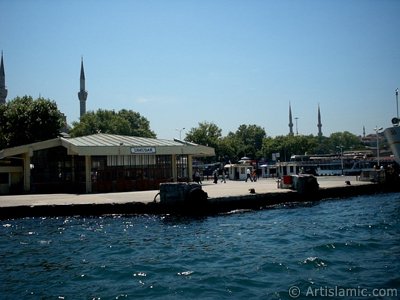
[0,173,9,184]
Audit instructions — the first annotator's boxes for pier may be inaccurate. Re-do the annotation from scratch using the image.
[0,176,398,219]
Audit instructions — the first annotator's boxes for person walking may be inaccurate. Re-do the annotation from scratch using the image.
[213,169,218,184]
[220,170,226,183]
[194,169,202,184]
[252,169,257,182]
[246,168,253,182]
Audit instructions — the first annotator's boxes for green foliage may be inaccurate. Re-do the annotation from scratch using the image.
[185,121,365,163]
[186,122,266,163]
[185,121,222,148]
[218,135,240,162]
[0,96,65,148]
[230,124,266,159]
[261,132,365,161]
[262,135,318,161]
[327,131,364,153]
[185,122,222,163]
[70,109,156,138]
[0,97,365,161]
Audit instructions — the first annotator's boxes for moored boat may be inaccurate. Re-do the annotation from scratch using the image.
[383,118,400,165]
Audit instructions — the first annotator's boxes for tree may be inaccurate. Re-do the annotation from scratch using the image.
[262,135,288,161]
[231,124,266,160]
[328,131,364,153]
[185,123,267,162]
[313,136,331,154]
[0,96,65,148]
[262,134,318,161]
[185,121,222,148]
[218,135,240,162]
[70,109,156,138]
[185,122,222,162]
[260,132,365,162]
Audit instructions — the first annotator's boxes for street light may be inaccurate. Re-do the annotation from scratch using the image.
[374,126,383,167]
[336,145,344,175]
[176,127,185,140]
[396,88,399,119]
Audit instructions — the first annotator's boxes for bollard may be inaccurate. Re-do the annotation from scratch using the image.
[159,182,207,206]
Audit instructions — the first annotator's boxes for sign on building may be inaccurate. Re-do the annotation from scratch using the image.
[130,147,156,154]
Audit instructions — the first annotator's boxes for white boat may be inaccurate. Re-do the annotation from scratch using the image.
[383,118,400,165]
[316,160,375,176]
[264,156,375,177]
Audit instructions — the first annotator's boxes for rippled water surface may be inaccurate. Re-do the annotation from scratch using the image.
[1,193,399,299]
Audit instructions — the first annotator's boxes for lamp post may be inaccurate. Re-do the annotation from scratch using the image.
[396,88,399,119]
[176,127,185,140]
[374,126,383,167]
[336,145,344,175]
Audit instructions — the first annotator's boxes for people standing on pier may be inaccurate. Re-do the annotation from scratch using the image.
[213,169,218,184]
[220,170,226,183]
[193,169,202,184]
[252,169,257,182]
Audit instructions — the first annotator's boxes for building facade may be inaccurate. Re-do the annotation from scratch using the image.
[0,134,215,194]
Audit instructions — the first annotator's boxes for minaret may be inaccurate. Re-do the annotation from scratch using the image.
[78,58,88,117]
[288,102,294,135]
[317,104,323,137]
[0,51,7,105]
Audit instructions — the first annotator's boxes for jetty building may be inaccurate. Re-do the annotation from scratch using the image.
[0,134,215,194]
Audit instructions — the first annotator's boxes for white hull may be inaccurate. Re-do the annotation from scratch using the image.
[384,126,400,165]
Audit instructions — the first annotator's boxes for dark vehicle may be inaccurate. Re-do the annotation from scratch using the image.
[203,163,222,177]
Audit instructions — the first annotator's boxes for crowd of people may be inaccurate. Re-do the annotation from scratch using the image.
[193,167,258,184]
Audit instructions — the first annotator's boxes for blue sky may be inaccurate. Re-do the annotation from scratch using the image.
[1,0,399,139]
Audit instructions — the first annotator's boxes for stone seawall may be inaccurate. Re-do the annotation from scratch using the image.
[0,182,398,220]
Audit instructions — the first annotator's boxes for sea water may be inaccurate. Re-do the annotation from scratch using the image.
[1,193,399,299]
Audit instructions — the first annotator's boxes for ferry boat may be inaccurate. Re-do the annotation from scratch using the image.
[383,118,400,165]
[315,159,375,176]
[263,154,376,178]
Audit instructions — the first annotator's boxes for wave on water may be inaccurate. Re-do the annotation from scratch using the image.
[0,193,399,299]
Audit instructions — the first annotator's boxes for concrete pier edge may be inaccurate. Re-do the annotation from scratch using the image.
[1,182,398,220]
